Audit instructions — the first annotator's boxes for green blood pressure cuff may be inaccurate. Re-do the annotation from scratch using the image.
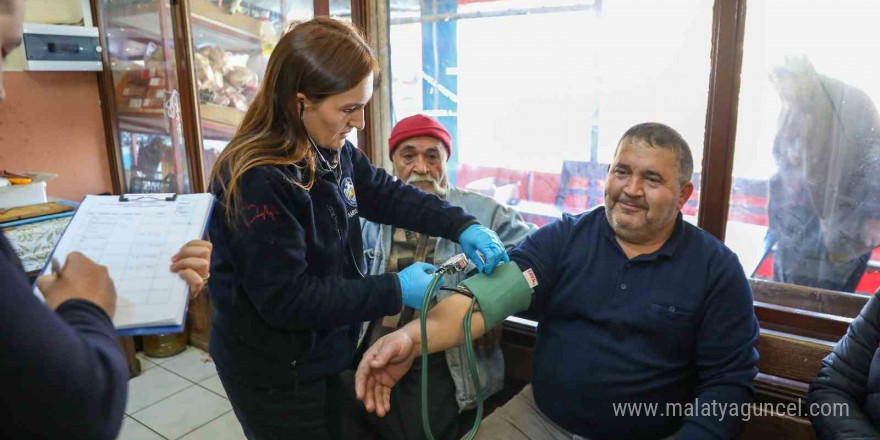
[460,262,536,330]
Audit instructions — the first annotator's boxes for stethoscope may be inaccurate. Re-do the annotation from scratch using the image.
[300,102,341,184]
[300,102,365,279]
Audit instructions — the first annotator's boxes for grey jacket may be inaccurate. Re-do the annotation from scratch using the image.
[361,185,537,411]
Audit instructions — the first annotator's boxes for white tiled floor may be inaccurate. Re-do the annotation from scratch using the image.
[117,346,246,440]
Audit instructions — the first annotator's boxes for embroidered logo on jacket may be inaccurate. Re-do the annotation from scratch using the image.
[245,203,279,225]
[341,177,357,207]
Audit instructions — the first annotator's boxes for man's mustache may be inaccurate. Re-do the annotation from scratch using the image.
[616,196,648,209]
[406,173,439,185]
[406,173,446,195]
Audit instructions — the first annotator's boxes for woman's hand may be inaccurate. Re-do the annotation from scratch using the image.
[397,262,441,309]
[355,330,417,417]
[459,224,509,275]
[170,240,212,298]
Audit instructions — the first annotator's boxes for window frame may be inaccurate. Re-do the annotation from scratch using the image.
[701,0,870,340]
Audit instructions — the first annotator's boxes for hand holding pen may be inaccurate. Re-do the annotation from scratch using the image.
[36,253,118,319]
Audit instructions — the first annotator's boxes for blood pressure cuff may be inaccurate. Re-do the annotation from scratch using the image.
[460,262,536,330]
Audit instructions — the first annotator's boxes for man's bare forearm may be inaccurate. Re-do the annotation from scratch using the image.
[401,294,488,356]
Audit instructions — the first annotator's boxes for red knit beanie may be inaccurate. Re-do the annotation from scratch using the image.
[388,114,452,161]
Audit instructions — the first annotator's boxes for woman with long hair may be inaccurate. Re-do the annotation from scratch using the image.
[206,18,507,439]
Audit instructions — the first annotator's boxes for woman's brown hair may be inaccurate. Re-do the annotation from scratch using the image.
[209,17,378,228]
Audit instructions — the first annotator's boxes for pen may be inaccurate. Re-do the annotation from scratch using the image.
[51,258,61,278]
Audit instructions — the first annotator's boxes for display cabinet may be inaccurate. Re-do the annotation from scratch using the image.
[185,0,315,183]
[95,0,321,193]
[96,0,194,195]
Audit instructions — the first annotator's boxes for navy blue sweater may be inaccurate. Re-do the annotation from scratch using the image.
[0,235,128,439]
[208,142,476,384]
[510,208,759,440]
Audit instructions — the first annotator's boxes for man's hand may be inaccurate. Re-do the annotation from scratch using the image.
[36,252,117,319]
[170,240,212,298]
[355,330,418,417]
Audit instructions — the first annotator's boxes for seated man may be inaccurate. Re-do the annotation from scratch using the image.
[356,122,760,440]
[343,114,537,440]
[808,290,880,438]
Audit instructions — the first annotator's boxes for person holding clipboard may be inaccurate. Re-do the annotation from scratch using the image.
[206,17,508,440]
[0,1,213,438]
[0,239,212,440]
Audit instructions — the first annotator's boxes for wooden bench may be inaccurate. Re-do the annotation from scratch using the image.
[740,330,833,439]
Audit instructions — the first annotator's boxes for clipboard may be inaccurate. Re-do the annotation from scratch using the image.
[118,193,178,202]
[34,192,215,336]
[117,315,187,336]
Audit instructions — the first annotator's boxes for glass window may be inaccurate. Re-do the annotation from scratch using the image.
[330,0,352,22]
[388,0,712,227]
[99,0,193,194]
[728,0,880,295]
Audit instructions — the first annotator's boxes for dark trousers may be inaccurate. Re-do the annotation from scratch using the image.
[218,371,344,440]
[340,352,475,440]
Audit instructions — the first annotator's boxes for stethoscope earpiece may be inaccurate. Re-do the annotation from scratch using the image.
[299,102,340,178]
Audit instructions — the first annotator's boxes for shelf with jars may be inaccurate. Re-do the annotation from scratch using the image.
[188,0,301,180]
[105,0,262,45]
[104,0,266,140]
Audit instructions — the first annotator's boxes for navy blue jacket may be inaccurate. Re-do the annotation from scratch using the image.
[0,234,128,439]
[809,294,880,439]
[208,142,477,384]
[510,207,760,440]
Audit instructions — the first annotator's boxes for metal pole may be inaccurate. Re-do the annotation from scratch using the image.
[80,0,93,27]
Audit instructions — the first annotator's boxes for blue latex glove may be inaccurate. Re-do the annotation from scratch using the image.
[459,224,510,275]
[397,262,442,309]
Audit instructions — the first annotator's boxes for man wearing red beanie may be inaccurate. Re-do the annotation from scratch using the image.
[388,114,453,161]
[386,114,454,196]
[341,114,536,440]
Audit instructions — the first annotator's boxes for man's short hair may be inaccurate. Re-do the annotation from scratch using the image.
[616,122,694,186]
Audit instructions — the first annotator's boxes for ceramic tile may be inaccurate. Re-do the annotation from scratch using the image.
[131,385,231,440]
[116,415,165,440]
[126,367,191,414]
[178,411,246,440]
[160,347,217,383]
[197,374,227,399]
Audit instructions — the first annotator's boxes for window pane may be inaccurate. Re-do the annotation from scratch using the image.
[728,0,880,295]
[99,0,192,194]
[330,0,352,22]
[388,0,712,227]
